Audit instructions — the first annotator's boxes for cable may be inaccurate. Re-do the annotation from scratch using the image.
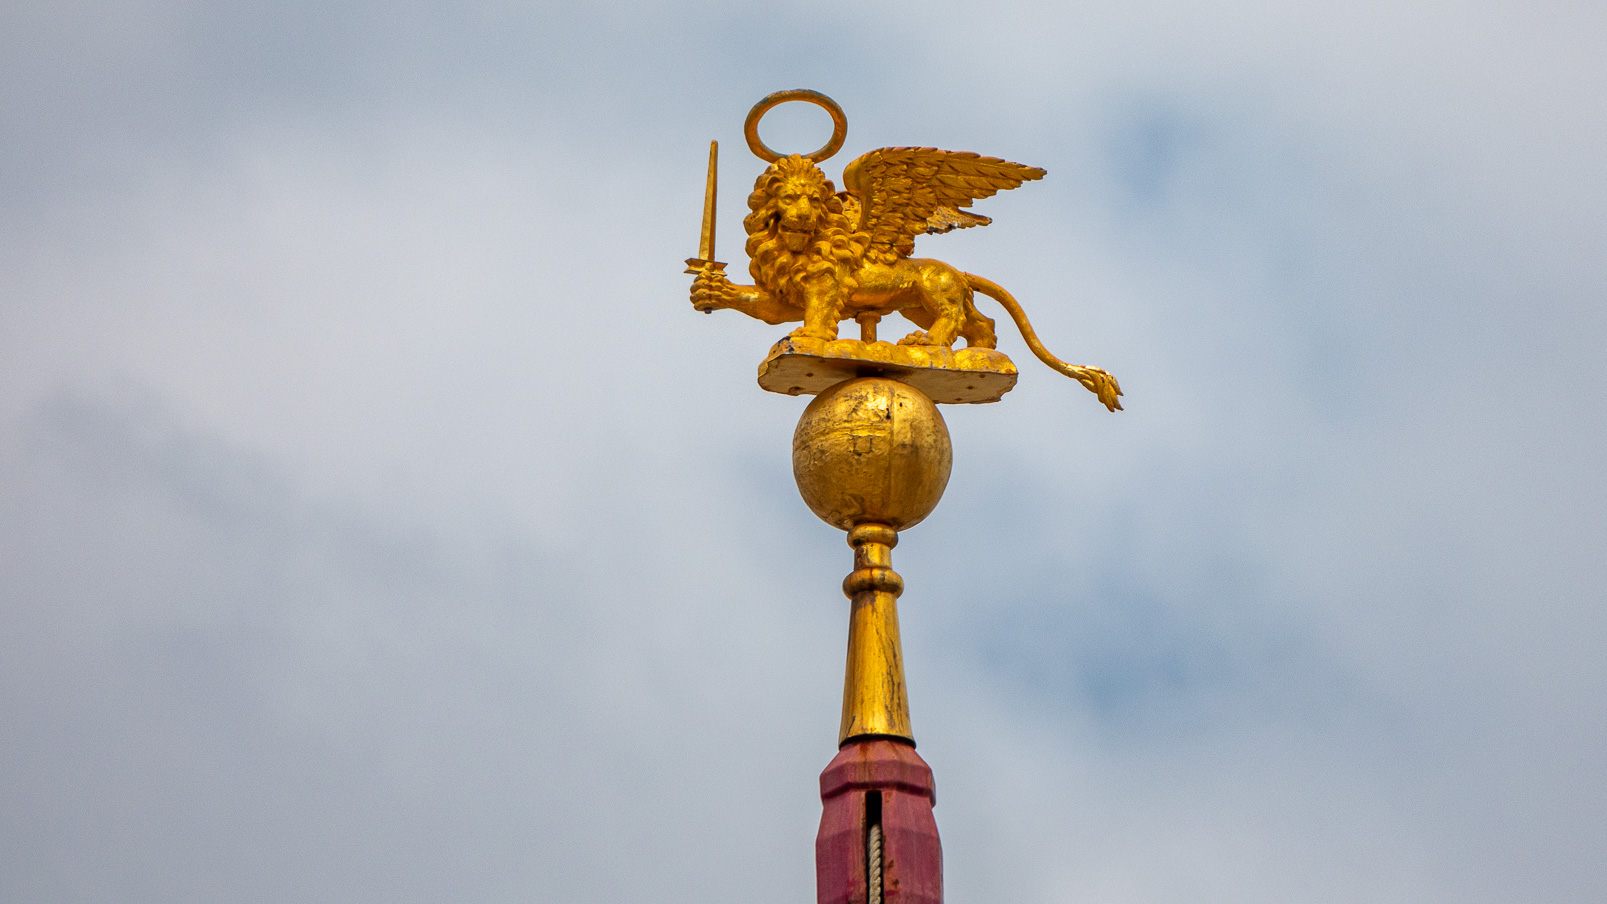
[867,822,883,904]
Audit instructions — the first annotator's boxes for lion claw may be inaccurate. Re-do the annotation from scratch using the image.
[788,326,838,342]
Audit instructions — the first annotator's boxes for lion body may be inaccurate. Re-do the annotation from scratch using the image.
[739,155,997,348]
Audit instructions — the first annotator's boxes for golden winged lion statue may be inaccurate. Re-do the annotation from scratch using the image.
[689,91,1122,411]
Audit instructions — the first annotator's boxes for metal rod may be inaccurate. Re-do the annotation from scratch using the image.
[856,313,880,343]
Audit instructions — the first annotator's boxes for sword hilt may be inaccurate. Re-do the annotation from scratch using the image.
[684,258,727,276]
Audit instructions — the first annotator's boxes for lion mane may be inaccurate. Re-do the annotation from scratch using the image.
[743,155,868,313]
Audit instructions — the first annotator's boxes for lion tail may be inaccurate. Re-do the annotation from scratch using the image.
[963,273,1124,412]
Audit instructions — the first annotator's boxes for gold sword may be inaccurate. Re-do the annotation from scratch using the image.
[684,140,727,283]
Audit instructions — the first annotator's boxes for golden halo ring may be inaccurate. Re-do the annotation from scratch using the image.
[744,89,848,164]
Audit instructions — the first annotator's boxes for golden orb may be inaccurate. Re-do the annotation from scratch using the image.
[792,377,953,531]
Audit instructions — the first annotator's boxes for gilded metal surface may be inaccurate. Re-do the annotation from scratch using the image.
[791,380,950,743]
[791,380,952,742]
[839,523,912,743]
[759,335,1017,404]
[792,378,952,531]
[688,90,1124,411]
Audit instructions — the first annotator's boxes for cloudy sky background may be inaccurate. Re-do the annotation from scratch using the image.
[3,1,1604,901]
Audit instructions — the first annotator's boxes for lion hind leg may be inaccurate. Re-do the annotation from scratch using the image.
[959,295,997,349]
[898,263,970,347]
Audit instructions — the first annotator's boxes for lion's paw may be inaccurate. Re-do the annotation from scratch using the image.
[787,326,838,342]
[898,331,935,346]
[690,273,739,312]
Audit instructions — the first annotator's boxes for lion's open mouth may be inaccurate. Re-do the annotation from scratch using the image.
[778,222,813,250]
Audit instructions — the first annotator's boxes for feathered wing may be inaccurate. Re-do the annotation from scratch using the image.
[923,207,992,234]
[841,147,1045,259]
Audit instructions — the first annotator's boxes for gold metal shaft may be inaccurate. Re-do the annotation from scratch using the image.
[839,523,912,744]
[793,378,947,746]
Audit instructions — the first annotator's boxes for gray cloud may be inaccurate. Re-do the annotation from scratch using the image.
[2,1,1603,902]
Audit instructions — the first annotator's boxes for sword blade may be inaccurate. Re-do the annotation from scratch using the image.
[699,139,717,262]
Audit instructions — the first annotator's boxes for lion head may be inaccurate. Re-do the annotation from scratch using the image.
[744,155,867,303]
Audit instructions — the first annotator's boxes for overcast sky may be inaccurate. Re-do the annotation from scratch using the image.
[2,1,1604,902]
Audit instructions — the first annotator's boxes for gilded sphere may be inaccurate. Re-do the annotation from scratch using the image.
[792,377,952,531]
